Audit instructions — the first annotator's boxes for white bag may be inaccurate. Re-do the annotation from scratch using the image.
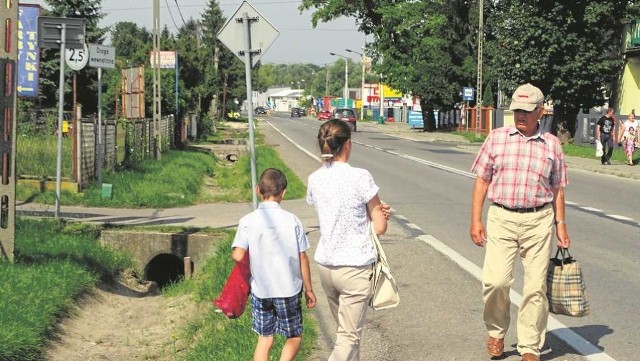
[369,224,400,310]
[595,140,604,157]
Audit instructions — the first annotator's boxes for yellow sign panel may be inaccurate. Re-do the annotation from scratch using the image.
[382,86,402,98]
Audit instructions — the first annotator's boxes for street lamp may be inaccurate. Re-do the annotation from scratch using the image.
[346,48,365,121]
[329,52,349,106]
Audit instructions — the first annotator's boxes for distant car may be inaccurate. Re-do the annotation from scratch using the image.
[318,110,331,121]
[300,108,307,116]
[290,107,302,117]
[254,106,267,115]
[332,108,357,132]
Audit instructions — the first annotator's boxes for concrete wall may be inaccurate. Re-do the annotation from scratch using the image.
[101,231,225,275]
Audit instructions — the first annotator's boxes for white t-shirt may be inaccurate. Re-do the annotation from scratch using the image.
[231,201,309,299]
[307,161,379,266]
[622,119,639,140]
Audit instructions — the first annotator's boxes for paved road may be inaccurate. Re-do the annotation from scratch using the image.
[17,118,640,361]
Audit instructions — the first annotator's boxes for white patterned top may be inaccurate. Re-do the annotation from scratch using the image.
[307,161,380,266]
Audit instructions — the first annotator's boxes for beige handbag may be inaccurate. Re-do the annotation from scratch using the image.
[546,248,590,317]
[369,224,400,310]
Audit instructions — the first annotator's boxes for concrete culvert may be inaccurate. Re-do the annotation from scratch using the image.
[226,153,239,162]
[144,253,184,288]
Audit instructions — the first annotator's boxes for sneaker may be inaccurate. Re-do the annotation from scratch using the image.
[606,160,612,165]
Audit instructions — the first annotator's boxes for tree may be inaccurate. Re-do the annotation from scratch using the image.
[110,22,152,67]
[199,0,246,117]
[488,0,640,136]
[39,0,107,113]
[300,0,476,131]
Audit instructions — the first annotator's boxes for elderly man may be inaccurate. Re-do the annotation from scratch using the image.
[469,83,571,361]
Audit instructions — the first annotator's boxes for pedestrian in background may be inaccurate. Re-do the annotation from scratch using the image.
[307,119,390,361]
[623,126,636,165]
[231,168,316,361]
[618,112,638,164]
[595,107,616,165]
[62,119,69,138]
[470,83,571,361]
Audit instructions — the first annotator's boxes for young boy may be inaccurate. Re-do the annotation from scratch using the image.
[231,168,316,361]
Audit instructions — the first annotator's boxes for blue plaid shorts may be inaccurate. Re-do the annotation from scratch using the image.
[251,292,303,338]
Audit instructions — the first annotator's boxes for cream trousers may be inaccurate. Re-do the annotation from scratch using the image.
[483,204,554,356]
[317,264,372,361]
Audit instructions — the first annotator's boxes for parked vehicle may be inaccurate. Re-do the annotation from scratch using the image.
[332,108,357,132]
[291,107,302,117]
[318,110,332,121]
[254,106,267,115]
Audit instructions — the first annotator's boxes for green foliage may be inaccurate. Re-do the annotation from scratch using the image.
[0,218,132,360]
[38,0,107,112]
[17,135,73,178]
[487,0,640,135]
[300,0,476,131]
[16,150,218,208]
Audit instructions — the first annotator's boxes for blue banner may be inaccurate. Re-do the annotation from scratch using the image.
[408,110,424,128]
[18,5,40,98]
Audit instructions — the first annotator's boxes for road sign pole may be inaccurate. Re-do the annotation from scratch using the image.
[55,23,66,218]
[242,12,258,210]
[97,67,103,185]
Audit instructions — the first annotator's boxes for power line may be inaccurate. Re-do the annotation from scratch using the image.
[164,0,180,30]
[173,0,188,28]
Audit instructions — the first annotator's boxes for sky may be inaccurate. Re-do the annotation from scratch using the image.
[26,0,368,65]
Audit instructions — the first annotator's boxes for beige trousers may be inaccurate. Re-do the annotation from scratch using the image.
[317,264,372,361]
[483,204,554,356]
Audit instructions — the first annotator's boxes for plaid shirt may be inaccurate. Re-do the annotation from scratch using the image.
[471,126,568,209]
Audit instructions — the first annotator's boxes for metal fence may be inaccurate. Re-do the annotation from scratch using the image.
[76,115,175,190]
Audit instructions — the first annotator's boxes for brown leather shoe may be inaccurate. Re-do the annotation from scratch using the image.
[487,337,504,357]
[522,353,540,361]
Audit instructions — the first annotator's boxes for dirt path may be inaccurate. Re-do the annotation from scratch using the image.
[46,275,199,361]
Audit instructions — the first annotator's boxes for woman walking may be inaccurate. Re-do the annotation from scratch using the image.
[306,119,390,361]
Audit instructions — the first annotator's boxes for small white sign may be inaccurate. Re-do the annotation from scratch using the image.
[149,50,176,69]
[89,44,115,69]
[65,43,89,71]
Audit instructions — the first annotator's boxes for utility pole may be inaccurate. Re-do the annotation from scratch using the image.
[325,66,330,96]
[152,0,162,159]
[476,0,483,138]
[211,45,218,131]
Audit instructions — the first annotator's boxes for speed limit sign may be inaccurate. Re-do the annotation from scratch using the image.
[65,43,89,71]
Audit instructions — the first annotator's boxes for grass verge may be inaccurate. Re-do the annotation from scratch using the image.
[562,143,636,164]
[164,235,317,360]
[0,218,133,360]
[212,146,306,203]
[453,130,487,143]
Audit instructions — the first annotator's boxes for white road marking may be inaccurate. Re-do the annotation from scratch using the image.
[406,223,421,230]
[417,234,617,361]
[608,214,634,221]
[580,206,602,212]
[271,119,621,360]
[267,120,321,162]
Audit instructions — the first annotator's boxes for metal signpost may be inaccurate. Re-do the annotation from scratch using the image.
[462,87,474,131]
[38,17,85,218]
[217,1,279,209]
[89,44,116,186]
